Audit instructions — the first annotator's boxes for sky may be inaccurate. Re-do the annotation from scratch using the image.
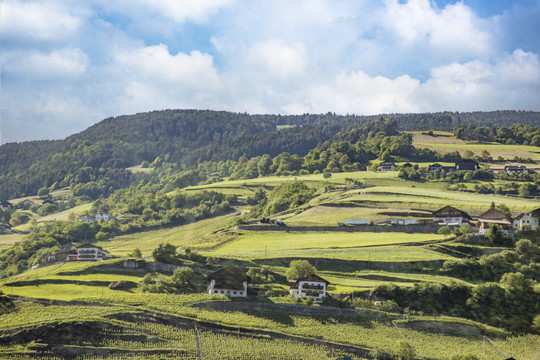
[1,0,540,143]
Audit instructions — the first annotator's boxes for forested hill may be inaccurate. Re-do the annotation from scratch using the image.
[1,109,540,200]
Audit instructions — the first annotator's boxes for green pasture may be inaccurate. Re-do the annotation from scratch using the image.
[254,244,454,262]
[322,270,473,292]
[97,213,238,256]
[333,185,539,214]
[415,141,540,160]
[208,231,447,259]
[1,282,134,301]
[282,205,433,226]
[0,233,24,250]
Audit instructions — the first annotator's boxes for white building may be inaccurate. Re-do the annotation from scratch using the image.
[95,212,112,222]
[75,243,110,261]
[513,208,540,231]
[207,267,249,297]
[289,274,330,302]
[433,206,471,227]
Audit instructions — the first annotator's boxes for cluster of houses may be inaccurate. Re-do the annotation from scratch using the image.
[207,267,329,302]
[375,160,532,175]
[79,212,113,224]
[341,205,540,238]
[434,205,540,237]
[376,159,480,172]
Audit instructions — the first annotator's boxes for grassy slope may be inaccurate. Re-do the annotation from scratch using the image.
[96,213,239,256]
[411,132,540,161]
[209,231,447,259]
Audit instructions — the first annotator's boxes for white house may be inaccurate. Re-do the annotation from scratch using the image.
[289,274,330,302]
[432,205,472,227]
[513,208,540,231]
[74,243,110,261]
[376,162,396,172]
[95,212,112,222]
[505,165,527,174]
[207,267,249,297]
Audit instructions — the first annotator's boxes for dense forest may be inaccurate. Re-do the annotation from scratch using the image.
[1,109,540,200]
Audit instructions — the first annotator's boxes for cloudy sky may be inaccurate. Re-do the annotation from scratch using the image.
[1,0,540,143]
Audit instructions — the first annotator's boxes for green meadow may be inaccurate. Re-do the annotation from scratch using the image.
[208,231,447,259]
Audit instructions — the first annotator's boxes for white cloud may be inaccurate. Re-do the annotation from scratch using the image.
[415,49,540,111]
[4,48,89,78]
[247,40,306,79]
[284,70,420,115]
[111,44,222,112]
[497,49,540,84]
[2,1,82,40]
[115,44,221,89]
[114,0,236,23]
[383,0,492,56]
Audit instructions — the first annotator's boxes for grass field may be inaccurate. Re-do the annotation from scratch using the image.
[0,233,24,250]
[411,132,540,160]
[97,213,239,256]
[208,231,447,259]
[331,185,540,214]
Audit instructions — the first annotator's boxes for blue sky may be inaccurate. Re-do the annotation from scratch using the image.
[1,0,540,143]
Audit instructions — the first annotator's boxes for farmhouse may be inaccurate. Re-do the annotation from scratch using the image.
[504,165,527,174]
[0,201,13,210]
[477,208,513,237]
[207,267,250,297]
[428,163,455,173]
[75,243,110,261]
[433,206,471,227]
[376,161,396,171]
[79,215,94,224]
[48,249,78,262]
[455,159,479,171]
[289,274,330,302]
[513,208,540,231]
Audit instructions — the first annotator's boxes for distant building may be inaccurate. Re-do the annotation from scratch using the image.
[376,161,396,171]
[345,219,369,226]
[0,201,13,210]
[390,219,417,225]
[48,249,78,262]
[433,206,471,227]
[477,208,512,237]
[79,215,94,224]
[289,274,330,302]
[455,159,479,171]
[95,212,112,222]
[428,163,454,173]
[513,208,540,231]
[504,165,527,174]
[401,162,413,168]
[207,267,250,297]
[75,243,110,261]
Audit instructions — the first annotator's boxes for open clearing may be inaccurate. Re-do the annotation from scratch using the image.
[209,231,447,259]
[411,132,540,160]
[97,213,238,256]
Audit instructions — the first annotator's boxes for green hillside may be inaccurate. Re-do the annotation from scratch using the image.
[1,116,540,359]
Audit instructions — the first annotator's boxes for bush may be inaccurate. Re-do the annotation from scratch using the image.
[108,280,134,290]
